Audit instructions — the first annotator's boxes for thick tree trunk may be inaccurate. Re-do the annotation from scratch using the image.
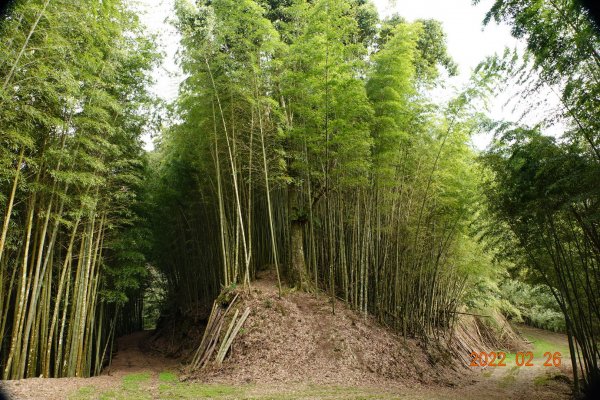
[288,185,308,289]
[290,220,308,289]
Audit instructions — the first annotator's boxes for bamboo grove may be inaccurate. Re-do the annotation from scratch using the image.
[150,0,486,341]
[2,0,599,394]
[0,0,157,378]
[476,0,600,391]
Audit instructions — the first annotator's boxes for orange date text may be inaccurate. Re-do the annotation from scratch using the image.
[468,351,561,367]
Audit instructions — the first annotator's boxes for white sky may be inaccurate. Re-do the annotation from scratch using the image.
[375,0,519,81]
[135,0,180,103]
[136,0,524,150]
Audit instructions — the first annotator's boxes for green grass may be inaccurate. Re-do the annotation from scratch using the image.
[534,374,552,386]
[68,371,428,400]
[497,366,519,388]
[69,386,96,400]
[122,372,151,390]
[118,372,152,400]
[492,327,570,368]
[523,332,570,360]
[500,328,571,368]
[70,372,152,400]
[158,382,241,399]
[158,371,178,383]
[533,371,572,387]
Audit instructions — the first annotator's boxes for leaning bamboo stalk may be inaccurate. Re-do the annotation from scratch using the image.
[204,56,251,286]
[215,309,239,363]
[215,307,250,365]
[191,293,239,370]
[197,315,227,368]
[212,99,230,287]
[191,301,220,367]
[96,306,118,376]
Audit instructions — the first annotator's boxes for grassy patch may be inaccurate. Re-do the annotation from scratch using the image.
[70,373,152,400]
[494,326,570,368]
[534,374,551,386]
[98,390,122,400]
[501,329,571,368]
[533,372,571,387]
[158,382,241,399]
[498,365,519,388]
[122,372,151,390]
[158,371,177,383]
[69,386,96,400]
[118,372,153,399]
[70,378,418,400]
[523,333,570,360]
[242,384,413,400]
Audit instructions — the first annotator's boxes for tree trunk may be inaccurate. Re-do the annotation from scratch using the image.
[288,185,308,289]
[290,219,308,289]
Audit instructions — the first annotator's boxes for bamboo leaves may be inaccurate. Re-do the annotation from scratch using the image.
[0,0,157,379]
[159,0,484,346]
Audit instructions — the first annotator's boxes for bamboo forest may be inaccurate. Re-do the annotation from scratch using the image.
[0,0,599,399]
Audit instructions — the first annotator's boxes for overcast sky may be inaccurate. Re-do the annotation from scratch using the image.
[137,0,523,150]
[375,0,520,82]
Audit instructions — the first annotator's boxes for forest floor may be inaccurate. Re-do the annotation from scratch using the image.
[1,277,574,399]
[0,326,574,399]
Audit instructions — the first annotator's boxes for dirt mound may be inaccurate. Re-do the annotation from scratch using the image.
[185,271,466,388]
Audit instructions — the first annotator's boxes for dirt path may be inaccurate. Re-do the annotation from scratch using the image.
[1,331,180,400]
[108,331,180,374]
[458,324,573,399]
